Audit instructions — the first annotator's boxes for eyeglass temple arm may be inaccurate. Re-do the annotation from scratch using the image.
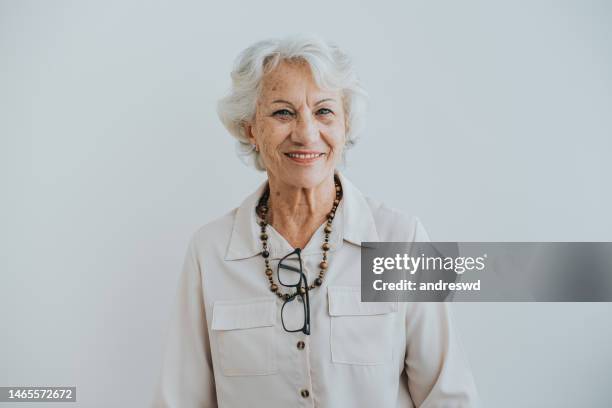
[278,263,301,273]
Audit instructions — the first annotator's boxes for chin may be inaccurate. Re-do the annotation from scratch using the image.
[285,168,334,189]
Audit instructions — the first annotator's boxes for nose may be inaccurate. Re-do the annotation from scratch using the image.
[292,111,319,145]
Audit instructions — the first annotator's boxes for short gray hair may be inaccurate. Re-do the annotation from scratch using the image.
[217,34,368,171]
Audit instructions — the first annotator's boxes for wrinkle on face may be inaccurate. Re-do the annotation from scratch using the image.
[246,59,346,190]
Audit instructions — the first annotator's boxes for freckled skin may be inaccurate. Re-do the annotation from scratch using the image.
[244,59,347,248]
[245,59,347,190]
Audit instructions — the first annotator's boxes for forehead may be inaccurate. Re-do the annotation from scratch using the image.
[259,59,341,102]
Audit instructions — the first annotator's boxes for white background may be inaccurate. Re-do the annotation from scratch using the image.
[1,0,611,406]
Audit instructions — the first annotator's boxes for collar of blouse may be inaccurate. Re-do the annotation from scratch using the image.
[224,170,380,261]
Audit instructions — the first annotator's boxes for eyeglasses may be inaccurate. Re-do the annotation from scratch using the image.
[277,248,310,335]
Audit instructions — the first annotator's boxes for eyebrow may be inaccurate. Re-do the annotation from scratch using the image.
[271,98,336,106]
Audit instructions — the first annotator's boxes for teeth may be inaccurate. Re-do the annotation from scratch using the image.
[287,153,323,159]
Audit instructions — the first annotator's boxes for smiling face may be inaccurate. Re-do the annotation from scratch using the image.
[245,59,347,189]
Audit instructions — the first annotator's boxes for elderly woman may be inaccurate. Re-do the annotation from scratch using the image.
[153,35,478,407]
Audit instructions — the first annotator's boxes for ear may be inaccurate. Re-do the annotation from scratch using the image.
[343,109,350,138]
[243,121,257,145]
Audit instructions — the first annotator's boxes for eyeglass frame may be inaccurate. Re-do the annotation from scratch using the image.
[277,247,311,335]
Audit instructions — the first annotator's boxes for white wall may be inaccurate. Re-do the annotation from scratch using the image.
[1,0,611,406]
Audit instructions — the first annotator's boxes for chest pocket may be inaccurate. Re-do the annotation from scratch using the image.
[211,298,278,376]
[328,286,398,365]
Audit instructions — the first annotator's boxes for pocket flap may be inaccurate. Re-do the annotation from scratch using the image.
[328,286,398,316]
[212,298,276,330]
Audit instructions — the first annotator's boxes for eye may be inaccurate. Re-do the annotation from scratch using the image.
[272,109,294,118]
[316,108,333,116]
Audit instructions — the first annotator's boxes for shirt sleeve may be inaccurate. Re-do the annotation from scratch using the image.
[405,218,480,407]
[152,236,217,408]
[404,303,479,407]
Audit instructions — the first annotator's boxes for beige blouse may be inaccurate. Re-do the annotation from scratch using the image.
[152,171,479,407]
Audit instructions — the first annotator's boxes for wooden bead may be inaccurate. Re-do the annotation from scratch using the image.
[260,233,268,240]
[320,261,328,270]
[322,242,330,251]
[324,225,332,233]
[299,287,306,295]
[270,284,278,292]
[315,278,322,286]
[334,199,339,205]
[265,268,273,276]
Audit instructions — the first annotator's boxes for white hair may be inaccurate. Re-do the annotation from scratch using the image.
[217,34,368,171]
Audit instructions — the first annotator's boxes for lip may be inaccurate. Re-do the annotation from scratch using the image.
[284,150,326,165]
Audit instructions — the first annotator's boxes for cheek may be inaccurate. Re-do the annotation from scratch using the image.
[258,121,289,158]
[255,118,282,142]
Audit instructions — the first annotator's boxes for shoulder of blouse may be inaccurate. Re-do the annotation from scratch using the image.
[187,207,238,258]
[363,196,430,243]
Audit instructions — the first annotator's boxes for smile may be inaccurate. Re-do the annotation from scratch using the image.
[284,152,326,165]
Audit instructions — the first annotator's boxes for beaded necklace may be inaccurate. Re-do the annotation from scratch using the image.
[255,176,343,299]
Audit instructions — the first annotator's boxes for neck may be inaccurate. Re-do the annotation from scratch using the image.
[266,173,337,249]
